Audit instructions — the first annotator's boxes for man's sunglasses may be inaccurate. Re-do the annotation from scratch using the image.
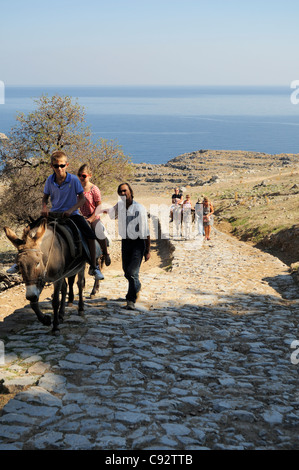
[53,164,66,169]
[78,174,88,179]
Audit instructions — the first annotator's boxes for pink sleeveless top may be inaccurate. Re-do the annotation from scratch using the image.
[81,185,101,220]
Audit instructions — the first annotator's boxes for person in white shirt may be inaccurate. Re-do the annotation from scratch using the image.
[182,194,193,239]
[103,182,150,310]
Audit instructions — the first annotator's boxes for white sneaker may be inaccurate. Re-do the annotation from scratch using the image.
[6,263,19,274]
[126,301,136,310]
[89,266,104,281]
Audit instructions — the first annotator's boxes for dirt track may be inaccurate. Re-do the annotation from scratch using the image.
[1,220,299,449]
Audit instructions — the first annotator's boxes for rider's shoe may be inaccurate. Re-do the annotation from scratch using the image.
[6,263,19,274]
[89,265,104,281]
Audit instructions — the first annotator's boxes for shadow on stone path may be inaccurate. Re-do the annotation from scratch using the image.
[0,228,299,450]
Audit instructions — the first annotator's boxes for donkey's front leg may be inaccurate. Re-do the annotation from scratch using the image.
[52,279,64,334]
[30,301,52,327]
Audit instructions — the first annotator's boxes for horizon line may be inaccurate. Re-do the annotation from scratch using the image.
[4,83,291,88]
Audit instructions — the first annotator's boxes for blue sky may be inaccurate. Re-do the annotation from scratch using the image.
[1,0,298,86]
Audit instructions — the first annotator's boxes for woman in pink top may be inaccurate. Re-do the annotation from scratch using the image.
[77,164,111,266]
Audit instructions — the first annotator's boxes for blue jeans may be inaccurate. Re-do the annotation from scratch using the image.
[122,238,145,302]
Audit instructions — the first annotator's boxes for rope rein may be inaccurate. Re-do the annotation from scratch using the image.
[44,220,57,277]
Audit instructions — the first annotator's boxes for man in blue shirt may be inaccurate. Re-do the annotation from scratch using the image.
[43,171,83,216]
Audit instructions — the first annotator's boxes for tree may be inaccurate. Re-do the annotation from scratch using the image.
[0,94,133,224]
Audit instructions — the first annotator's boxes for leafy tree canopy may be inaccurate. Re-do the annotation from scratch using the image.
[0,94,133,224]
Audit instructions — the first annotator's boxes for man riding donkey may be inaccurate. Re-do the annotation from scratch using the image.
[7,150,104,281]
[4,150,105,333]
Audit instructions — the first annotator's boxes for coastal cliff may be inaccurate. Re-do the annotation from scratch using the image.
[132,149,299,188]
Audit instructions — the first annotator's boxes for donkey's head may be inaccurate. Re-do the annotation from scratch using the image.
[4,220,47,302]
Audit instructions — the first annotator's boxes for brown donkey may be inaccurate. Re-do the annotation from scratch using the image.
[4,218,87,334]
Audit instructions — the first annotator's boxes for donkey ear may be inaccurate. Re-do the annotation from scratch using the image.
[33,218,47,243]
[3,226,24,249]
[22,225,31,239]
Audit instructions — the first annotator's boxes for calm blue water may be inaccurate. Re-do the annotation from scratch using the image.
[1,85,299,164]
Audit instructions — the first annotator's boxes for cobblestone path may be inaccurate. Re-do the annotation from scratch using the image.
[0,229,299,450]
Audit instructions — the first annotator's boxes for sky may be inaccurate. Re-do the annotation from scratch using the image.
[1,0,299,86]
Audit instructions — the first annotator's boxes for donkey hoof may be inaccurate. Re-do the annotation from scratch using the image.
[78,309,84,316]
[51,329,60,336]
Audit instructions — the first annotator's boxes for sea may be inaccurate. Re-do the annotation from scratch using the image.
[1,85,299,165]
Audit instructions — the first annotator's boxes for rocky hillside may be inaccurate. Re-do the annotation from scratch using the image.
[132,149,299,270]
[132,149,299,190]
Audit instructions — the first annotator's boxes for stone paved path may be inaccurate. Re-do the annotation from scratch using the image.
[0,228,299,450]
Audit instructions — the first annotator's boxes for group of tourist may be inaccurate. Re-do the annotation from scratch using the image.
[7,150,150,311]
[7,154,215,310]
[170,187,214,240]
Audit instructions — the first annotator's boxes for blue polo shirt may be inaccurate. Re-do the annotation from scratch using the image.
[44,173,84,215]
